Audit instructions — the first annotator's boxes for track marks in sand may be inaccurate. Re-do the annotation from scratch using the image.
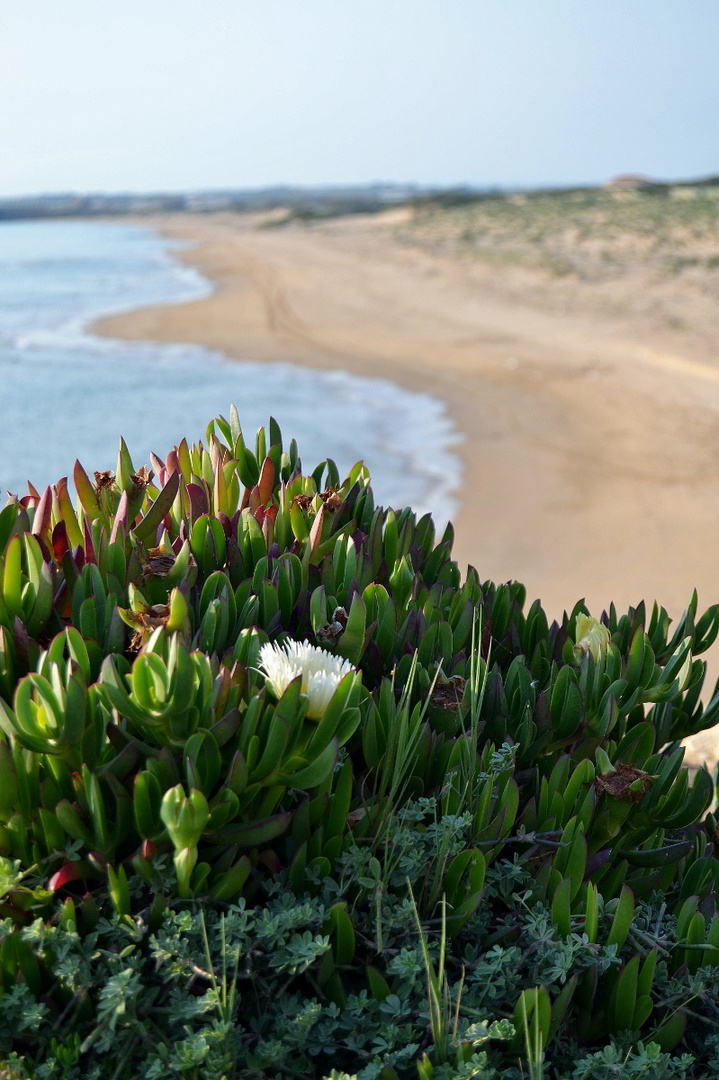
[638,346,719,383]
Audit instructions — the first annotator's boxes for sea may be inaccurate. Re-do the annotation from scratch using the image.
[0,219,462,529]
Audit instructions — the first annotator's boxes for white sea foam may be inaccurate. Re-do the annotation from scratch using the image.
[0,219,463,528]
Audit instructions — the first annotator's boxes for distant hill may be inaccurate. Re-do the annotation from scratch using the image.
[0,184,424,222]
[2,177,718,222]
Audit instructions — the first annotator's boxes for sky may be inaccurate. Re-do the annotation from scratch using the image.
[1,1,718,198]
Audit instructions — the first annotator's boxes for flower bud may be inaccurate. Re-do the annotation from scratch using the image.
[160,784,209,850]
[573,613,610,662]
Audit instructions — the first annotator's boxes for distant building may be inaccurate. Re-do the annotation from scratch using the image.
[604,174,657,190]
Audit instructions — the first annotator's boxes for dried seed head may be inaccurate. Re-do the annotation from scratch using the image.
[139,545,177,580]
[131,465,155,491]
[430,675,467,712]
[93,470,115,491]
[128,603,171,650]
[316,606,349,646]
[595,762,652,804]
[320,490,343,513]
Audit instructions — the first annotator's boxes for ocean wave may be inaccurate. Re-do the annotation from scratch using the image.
[0,220,462,529]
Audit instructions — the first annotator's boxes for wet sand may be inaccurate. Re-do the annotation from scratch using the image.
[94,208,719,766]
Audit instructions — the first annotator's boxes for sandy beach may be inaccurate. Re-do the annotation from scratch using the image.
[94,202,719,765]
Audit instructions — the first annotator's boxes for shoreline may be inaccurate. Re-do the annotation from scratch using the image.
[92,212,719,611]
[91,210,719,765]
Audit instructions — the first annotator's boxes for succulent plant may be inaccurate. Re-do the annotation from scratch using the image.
[0,407,717,1056]
[1,411,719,1080]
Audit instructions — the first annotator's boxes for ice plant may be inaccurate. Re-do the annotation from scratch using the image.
[160,784,210,898]
[259,640,355,719]
[573,612,611,662]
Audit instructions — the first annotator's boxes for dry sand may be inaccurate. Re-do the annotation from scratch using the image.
[93,206,719,767]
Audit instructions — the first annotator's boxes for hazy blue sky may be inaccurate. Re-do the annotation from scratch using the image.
[2,1,717,197]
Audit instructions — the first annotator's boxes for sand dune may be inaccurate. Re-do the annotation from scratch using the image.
[94,206,719,767]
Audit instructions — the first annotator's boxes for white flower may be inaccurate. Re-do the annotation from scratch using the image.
[258,640,355,719]
[573,613,610,662]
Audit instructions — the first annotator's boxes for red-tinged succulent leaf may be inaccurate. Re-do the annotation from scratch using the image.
[61,551,80,600]
[207,437,219,473]
[110,490,130,544]
[186,482,208,521]
[52,521,70,563]
[258,457,276,506]
[177,438,192,480]
[49,859,84,891]
[74,460,101,520]
[265,504,278,524]
[150,452,165,475]
[165,449,179,476]
[53,579,72,620]
[132,470,180,544]
[55,478,84,550]
[26,481,41,499]
[250,484,262,513]
[217,512,233,538]
[34,533,52,564]
[213,457,228,515]
[83,520,96,564]
[254,505,265,526]
[13,616,32,671]
[31,486,53,539]
[262,513,274,553]
[258,849,282,874]
[309,503,325,555]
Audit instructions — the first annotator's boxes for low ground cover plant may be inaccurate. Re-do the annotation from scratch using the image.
[398,183,719,283]
[0,408,718,1079]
